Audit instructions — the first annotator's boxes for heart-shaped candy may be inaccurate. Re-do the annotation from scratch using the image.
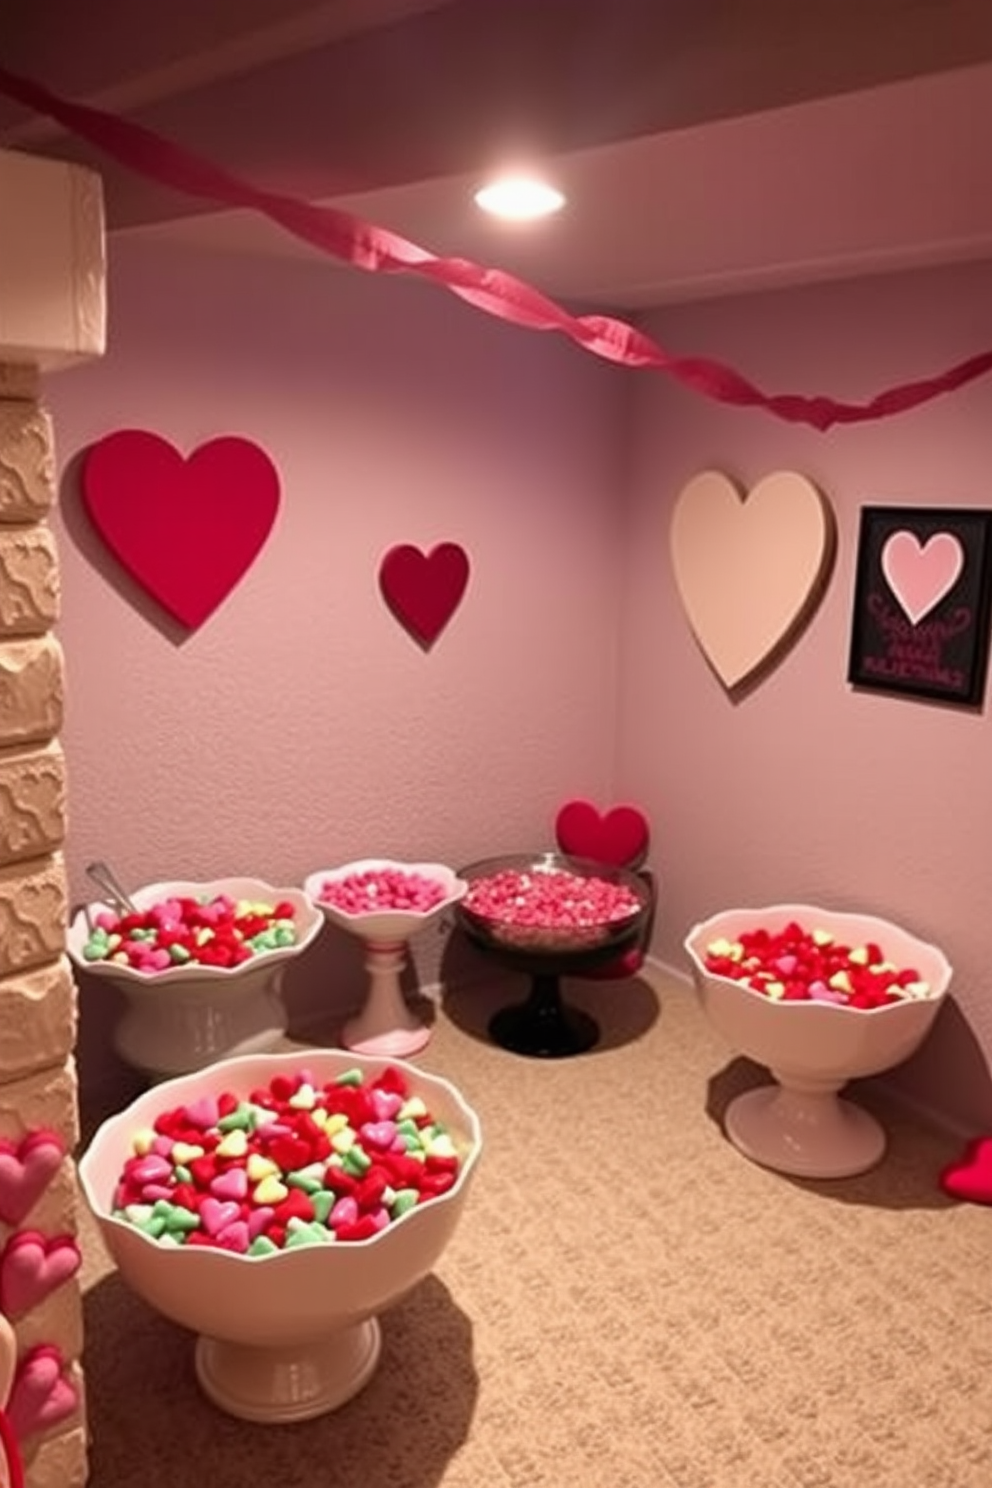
[82,430,280,631]
[939,1136,992,1205]
[7,1345,78,1441]
[210,1168,249,1202]
[378,542,470,649]
[199,1198,241,1236]
[0,1131,66,1227]
[184,1096,220,1131]
[0,1231,82,1319]
[555,799,650,868]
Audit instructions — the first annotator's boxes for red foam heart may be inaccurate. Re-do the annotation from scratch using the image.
[555,800,650,868]
[0,1231,82,1319]
[379,543,469,649]
[939,1136,992,1205]
[6,1345,77,1442]
[82,430,280,630]
[0,1132,65,1227]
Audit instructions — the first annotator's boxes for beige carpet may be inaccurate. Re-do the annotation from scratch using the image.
[76,965,992,1488]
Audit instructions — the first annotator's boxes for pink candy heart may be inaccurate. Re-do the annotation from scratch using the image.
[210,1168,248,1202]
[0,1131,66,1226]
[7,1344,78,1441]
[360,1121,397,1150]
[215,1221,250,1254]
[199,1198,240,1236]
[129,1154,173,1186]
[370,1089,403,1121]
[247,1206,275,1241]
[0,1231,82,1319]
[185,1096,220,1130]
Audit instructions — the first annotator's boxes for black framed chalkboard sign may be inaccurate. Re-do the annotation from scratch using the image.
[848,505,992,706]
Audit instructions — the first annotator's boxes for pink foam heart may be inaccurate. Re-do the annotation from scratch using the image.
[82,430,280,630]
[379,542,470,649]
[555,800,650,868]
[881,530,964,625]
[939,1136,992,1205]
[0,1231,81,1319]
[200,1198,241,1236]
[0,1132,66,1227]
[7,1345,78,1442]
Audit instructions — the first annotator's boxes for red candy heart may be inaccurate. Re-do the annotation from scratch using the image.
[378,542,470,649]
[82,430,280,631]
[939,1137,992,1205]
[555,799,650,868]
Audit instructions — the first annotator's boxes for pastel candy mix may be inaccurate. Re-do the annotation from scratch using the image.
[111,1066,461,1254]
[703,919,933,1007]
[82,894,300,972]
[317,868,448,915]
[463,866,641,949]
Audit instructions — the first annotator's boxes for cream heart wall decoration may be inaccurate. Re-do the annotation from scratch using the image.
[670,469,835,690]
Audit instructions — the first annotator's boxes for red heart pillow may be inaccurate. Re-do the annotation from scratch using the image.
[555,800,650,868]
[939,1136,992,1205]
[82,430,280,630]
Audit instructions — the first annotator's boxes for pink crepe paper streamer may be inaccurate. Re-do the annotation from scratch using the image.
[0,65,989,432]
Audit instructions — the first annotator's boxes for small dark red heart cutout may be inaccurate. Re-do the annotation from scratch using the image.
[555,799,650,868]
[82,430,280,630]
[379,542,470,649]
[939,1136,992,1205]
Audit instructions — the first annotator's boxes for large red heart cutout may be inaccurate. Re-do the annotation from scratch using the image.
[379,543,470,649]
[555,799,650,867]
[939,1136,992,1205]
[82,430,280,630]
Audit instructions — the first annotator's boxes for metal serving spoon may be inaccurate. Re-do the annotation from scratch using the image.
[85,859,138,916]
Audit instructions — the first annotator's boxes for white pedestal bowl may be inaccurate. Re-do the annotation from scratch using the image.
[684,903,952,1179]
[77,1048,482,1423]
[68,878,324,1080]
[304,860,467,1057]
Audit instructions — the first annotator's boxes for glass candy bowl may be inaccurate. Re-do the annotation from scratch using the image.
[684,902,953,1178]
[455,852,653,1057]
[68,877,324,1081]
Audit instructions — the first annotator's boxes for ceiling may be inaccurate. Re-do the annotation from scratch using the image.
[3,0,992,311]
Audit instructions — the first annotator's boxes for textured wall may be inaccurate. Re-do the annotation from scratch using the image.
[0,373,86,1488]
[620,258,992,1135]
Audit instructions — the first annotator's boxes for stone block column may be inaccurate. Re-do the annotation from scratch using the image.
[0,147,106,1488]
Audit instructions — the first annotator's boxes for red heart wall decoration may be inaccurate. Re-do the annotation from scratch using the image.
[0,1231,82,1319]
[555,800,651,868]
[0,1131,65,1227]
[379,542,470,649]
[6,1345,78,1442]
[81,430,280,630]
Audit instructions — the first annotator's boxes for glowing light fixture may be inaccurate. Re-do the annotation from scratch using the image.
[473,175,566,221]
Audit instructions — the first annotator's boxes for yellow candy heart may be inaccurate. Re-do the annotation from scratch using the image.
[216,1129,249,1159]
[289,1083,317,1110]
[131,1128,157,1156]
[330,1127,356,1153]
[246,1153,279,1181]
[253,1175,289,1205]
[323,1112,349,1136]
[171,1141,205,1164]
[309,1107,329,1129]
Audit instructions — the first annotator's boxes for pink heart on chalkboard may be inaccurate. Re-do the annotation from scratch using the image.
[555,800,650,868]
[0,1231,82,1319]
[379,543,470,649]
[0,1132,65,1227]
[82,430,280,630]
[6,1345,77,1441]
[881,530,964,625]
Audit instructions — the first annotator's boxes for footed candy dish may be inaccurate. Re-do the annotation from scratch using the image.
[78,1048,482,1423]
[68,876,324,1081]
[304,859,468,1056]
[684,902,953,1178]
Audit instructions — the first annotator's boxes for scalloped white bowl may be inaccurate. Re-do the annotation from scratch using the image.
[78,1048,482,1423]
[684,902,953,1178]
[68,877,324,1079]
[303,859,468,943]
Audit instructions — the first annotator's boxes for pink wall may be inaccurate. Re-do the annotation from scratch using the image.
[45,237,629,1097]
[620,259,992,1134]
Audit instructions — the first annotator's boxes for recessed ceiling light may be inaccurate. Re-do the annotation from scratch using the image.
[473,175,566,221]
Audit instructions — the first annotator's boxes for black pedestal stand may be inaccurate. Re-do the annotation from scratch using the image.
[488,971,600,1057]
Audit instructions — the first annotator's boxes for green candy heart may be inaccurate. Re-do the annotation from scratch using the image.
[248,1235,280,1257]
